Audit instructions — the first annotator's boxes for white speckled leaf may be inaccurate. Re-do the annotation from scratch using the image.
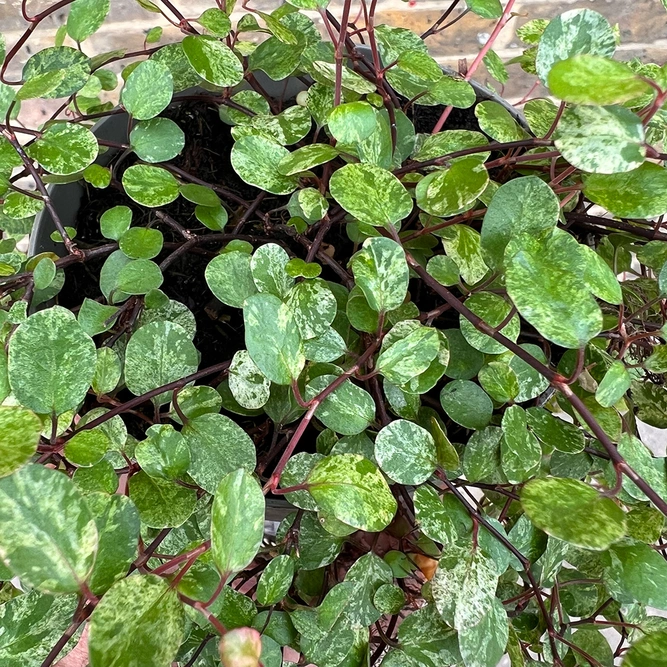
[135,423,191,480]
[22,47,90,99]
[351,237,409,313]
[439,224,488,285]
[0,591,78,667]
[67,0,110,42]
[124,321,199,406]
[129,471,196,529]
[474,101,528,143]
[211,468,265,577]
[244,293,304,385]
[257,554,296,606]
[228,349,271,410]
[535,8,616,86]
[85,492,140,595]
[130,117,184,163]
[27,122,98,175]
[554,105,645,174]
[616,433,667,503]
[0,406,42,478]
[8,306,96,416]
[121,59,173,120]
[505,229,604,348]
[377,326,439,385]
[595,360,631,408]
[375,419,437,485]
[122,165,180,207]
[307,454,397,532]
[287,279,337,340]
[329,163,412,227]
[205,250,258,308]
[525,407,584,453]
[521,477,626,550]
[182,413,256,494]
[231,135,299,195]
[460,291,520,354]
[306,374,375,436]
[457,596,508,667]
[0,465,98,593]
[500,405,542,484]
[182,35,243,87]
[250,243,294,298]
[481,175,560,269]
[88,574,184,667]
[415,158,489,218]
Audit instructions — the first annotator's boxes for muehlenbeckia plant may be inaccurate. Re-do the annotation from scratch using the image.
[0,1,667,666]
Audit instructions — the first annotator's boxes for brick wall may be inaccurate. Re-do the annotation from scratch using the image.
[2,0,666,125]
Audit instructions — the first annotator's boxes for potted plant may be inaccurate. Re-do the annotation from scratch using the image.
[1,1,667,666]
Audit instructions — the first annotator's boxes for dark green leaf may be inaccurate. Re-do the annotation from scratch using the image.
[440,380,493,430]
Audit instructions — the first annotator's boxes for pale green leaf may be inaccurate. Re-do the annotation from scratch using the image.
[122,165,180,207]
[182,35,243,87]
[27,122,98,175]
[121,59,173,120]
[130,118,185,163]
[375,419,436,485]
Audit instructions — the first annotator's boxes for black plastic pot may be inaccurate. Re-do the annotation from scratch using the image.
[30,59,526,255]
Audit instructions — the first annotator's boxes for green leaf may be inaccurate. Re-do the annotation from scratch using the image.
[67,0,110,41]
[2,191,44,219]
[100,205,132,240]
[231,135,299,195]
[500,405,542,484]
[89,574,184,667]
[309,59,376,95]
[179,183,219,207]
[0,591,78,667]
[521,477,626,550]
[278,144,339,176]
[83,164,111,188]
[130,118,185,163]
[605,541,667,610]
[525,407,584,454]
[211,469,265,577]
[622,629,667,667]
[458,597,508,667]
[554,105,645,174]
[583,163,667,219]
[9,306,96,416]
[64,429,110,467]
[74,460,118,495]
[439,225,488,285]
[0,465,97,593]
[350,237,409,313]
[460,292,520,354]
[440,380,493,430]
[415,157,489,218]
[27,122,98,175]
[481,176,560,269]
[505,229,604,348]
[33,257,56,291]
[116,259,163,295]
[196,203,228,230]
[535,8,616,86]
[548,55,650,105]
[412,129,488,163]
[307,454,397,532]
[328,102,378,144]
[377,326,440,384]
[306,374,375,436]
[121,59,173,120]
[304,327,347,363]
[244,293,304,385]
[257,555,296,606]
[182,35,244,87]
[228,349,271,410]
[375,419,437,485]
[135,423,190,480]
[128,471,196,528]
[22,47,90,99]
[206,251,257,308]
[182,413,256,494]
[329,163,412,228]
[0,406,41,477]
[197,8,232,37]
[250,243,294,298]
[483,49,508,84]
[145,26,162,43]
[466,0,501,19]
[122,165,179,207]
[427,255,459,286]
[474,101,528,143]
[398,605,461,667]
[478,361,519,404]
[17,70,67,100]
[119,227,163,260]
[595,360,631,408]
[86,492,140,594]
[124,321,198,405]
